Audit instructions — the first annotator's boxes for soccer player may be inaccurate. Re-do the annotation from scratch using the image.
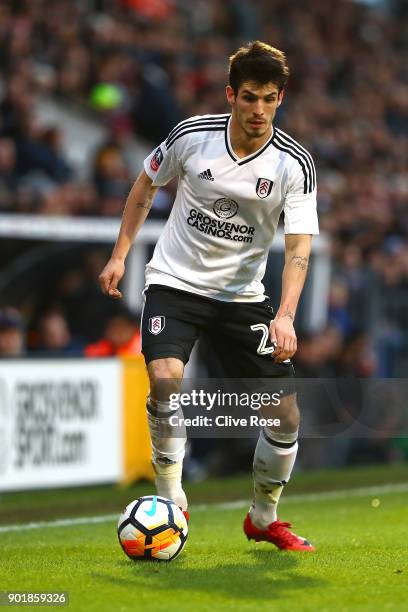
[100,41,318,551]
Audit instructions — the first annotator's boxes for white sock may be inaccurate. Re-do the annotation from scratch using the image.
[147,396,188,510]
[153,460,187,511]
[250,428,298,528]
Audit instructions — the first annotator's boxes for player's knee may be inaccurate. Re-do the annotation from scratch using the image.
[148,357,184,380]
[148,358,184,400]
[283,407,300,433]
[278,394,300,432]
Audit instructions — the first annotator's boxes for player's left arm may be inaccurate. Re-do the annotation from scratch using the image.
[270,234,312,363]
[271,150,319,363]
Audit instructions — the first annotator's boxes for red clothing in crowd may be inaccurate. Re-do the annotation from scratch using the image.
[84,330,141,357]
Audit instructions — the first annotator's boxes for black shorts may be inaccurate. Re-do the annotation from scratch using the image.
[141,284,294,380]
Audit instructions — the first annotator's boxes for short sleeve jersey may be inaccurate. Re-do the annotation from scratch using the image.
[143,114,319,302]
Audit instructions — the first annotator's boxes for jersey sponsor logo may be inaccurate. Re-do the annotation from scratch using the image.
[148,316,165,335]
[213,197,239,219]
[187,208,255,243]
[198,169,214,181]
[150,147,163,172]
[256,178,273,199]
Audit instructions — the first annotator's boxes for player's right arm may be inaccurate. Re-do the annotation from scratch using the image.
[99,169,157,298]
[100,121,186,298]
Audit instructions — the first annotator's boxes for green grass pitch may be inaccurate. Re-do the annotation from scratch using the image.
[0,465,407,612]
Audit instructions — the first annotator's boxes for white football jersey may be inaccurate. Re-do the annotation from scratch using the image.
[143,114,319,302]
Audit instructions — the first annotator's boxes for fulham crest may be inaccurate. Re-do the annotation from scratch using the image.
[256,178,273,199]
[149,316,165,335]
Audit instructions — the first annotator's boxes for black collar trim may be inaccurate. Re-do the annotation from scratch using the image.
[224,116,274,165]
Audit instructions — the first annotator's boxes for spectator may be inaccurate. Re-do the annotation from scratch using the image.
[0,137,18,211]
[328,279,354,337]
[32,309,84,356]
[0,308,25,357]
[84,306,141,357]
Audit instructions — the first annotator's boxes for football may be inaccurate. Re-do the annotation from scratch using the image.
[117,495,188,561]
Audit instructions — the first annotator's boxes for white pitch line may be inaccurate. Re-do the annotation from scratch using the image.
[192,481,408,511]
[0,514,119,533]
[0,482,407,534]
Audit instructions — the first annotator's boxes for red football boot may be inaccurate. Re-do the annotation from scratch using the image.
[243,512,315,551]
[178,507,189,523]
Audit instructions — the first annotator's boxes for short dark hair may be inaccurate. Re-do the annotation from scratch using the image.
[229,41,289,94]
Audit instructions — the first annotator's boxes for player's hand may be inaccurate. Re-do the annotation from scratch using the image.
[99,258,125,299]
[269,316,297,363]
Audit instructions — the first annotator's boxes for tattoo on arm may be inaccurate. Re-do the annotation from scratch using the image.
[291,255,309,271]
[135,202,152,210]
[135,187,156,210]
[282,306,294,321]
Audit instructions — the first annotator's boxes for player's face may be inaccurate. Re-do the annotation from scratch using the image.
[226,81,283,139]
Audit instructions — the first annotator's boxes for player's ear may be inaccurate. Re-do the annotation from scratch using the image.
[226,85,235,106]
[277,89,285,107]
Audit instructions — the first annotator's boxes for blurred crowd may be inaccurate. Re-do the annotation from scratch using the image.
[0,0,407,472]
[0,300,141,358]
[0,0,407,388]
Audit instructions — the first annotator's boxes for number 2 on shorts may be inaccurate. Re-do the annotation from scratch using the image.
[250,323,276,355]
